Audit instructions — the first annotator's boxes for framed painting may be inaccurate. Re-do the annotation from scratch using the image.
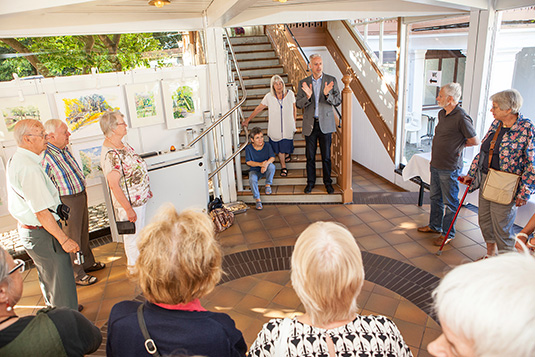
[162,76,203,129]
[0,94,52,141]
[71,141,104,187]
[124,82,164,128]
[0,157,9,217]
[55,87,126,140]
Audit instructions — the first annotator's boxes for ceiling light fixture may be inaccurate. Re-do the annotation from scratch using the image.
[148,0,171,8]
[273,0,288,3]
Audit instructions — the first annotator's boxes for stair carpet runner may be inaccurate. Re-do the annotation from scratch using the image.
[230,35,342,204]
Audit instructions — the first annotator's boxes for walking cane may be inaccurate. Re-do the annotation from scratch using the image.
[436,178,471,256]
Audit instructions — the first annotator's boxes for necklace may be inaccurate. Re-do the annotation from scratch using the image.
[0,315,18,325]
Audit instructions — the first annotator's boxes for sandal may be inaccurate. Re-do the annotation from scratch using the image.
[256,201,263,210]
[265,186,272,195]
[285,154,292,163]
[76,274,97,286]
[280,168,288,177]
[86,262,106,272]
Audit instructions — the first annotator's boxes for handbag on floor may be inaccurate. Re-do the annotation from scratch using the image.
[208,196,234,233]
[106,150,136,235]
[481,122,520,205]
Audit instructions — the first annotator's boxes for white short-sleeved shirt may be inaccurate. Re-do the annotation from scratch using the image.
[7,147,61,226]
[261,90,296,141]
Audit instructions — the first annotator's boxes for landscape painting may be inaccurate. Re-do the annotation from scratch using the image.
[162,77,203,129]
[0,94,52,141]
[125,82,164,128]
[72,142,103,186]
[55,87,126,139]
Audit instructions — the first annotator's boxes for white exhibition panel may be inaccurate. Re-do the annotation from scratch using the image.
[144,153,210,224]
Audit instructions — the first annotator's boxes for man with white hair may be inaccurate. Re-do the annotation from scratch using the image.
[418,83,479,246]
[6,119,79,310]
[428,252,535,356]
[43,119,105,287]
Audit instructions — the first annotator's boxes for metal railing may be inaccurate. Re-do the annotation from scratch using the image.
[186,28,249,181]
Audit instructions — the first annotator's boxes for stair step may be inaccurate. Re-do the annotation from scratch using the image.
[243,120,303,129]
[237,66,285,77]
[229,35,269,45]
[234,58,280,69]
[241,74,289,86]
[235,50,276,60]
[237,185,343,203]
[231,43,272,52]
[242,169,338,185]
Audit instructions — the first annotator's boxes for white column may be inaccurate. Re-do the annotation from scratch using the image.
[463,8,500,138]
[203,26,237,203]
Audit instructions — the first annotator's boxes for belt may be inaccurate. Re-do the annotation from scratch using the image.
[19,224,44,230]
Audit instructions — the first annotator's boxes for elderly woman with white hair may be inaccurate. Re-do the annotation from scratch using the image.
[428,253,535,356]
[99,111,152,268]
[461,89,535,259]
[249,221,412,357]
[242,74,296,177]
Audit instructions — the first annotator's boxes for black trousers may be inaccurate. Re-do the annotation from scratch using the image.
[305,120,332,185]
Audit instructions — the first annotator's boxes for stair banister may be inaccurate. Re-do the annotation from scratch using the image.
[340,73,354,203]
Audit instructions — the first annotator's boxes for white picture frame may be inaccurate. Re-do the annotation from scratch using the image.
[162,76,204,129]
[71,141,104,187]
[0,94,53,142]
[55,87,126,140]
[124,82,164,128]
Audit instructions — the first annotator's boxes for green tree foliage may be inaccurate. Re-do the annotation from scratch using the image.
[0,32,169,81]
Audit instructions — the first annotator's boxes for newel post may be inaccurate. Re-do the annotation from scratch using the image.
[341,73,353,203]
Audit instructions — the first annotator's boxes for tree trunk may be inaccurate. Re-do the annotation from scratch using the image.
[0,38,51,77]
[80,35,95,74]
[98,34,122,71]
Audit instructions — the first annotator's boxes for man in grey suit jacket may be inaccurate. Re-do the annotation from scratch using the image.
[296,54,341,194]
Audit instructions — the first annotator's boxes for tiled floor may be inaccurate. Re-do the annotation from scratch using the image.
[13,163,488,356]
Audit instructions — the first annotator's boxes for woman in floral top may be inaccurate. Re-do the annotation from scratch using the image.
[99,111,152,267]
[461,89,535,258]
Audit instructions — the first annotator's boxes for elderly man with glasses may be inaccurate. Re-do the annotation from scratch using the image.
[6,119,79,311]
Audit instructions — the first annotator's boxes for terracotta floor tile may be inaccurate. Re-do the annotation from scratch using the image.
[381,231,415,245]
[355,211,385,223]
[334,214,364,227]
[348,223,376,238]
[363,293,400,316]
[224,275,260,294]
[372,284,401,299]
[262,271,292,286]
[409,255,451,277]
[102,279,138,300]
[23,268,39,282]
[282,213,311,225]
[373,206,406,220]
[248,280,285,301]
[247,241,275,250]
[394,242,429,259]
[219,233,247,247]
[272,287,301,309]
[393,318,425,349]
[97,296,130,321]
[356,234,391,251]
[77,283,106,304]
[234,210,260,222]
[204,286,245,308]
[426,316,441,330]
[436,249,473,268]
[80,300,101,323]
[234,294,271,318]
[239,219,265,232]
[323,205,353,217]
[276,205,302,215]
[367,220,396,234]
[449,232,480,248]
[244,230,271,244]
[458,244,486,261]
[273,236,297,246]
[394,299,428,326]
[262,217,290,230]
[222,244,249,255]
[218,223,242,237]
[369,246,408,262]
[297,204,325,212]
[420,326,442,351]
[267,225,295,239]
[291,223,311,236]
[22,278,43,296]
[306,210,333,222]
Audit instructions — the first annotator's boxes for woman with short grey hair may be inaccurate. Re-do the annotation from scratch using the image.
[99,111,152,268]
[428,253,535,356]
[461,89,535,258]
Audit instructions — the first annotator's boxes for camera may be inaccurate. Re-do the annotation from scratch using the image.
[74,251,84,265]
[56,203,70,221]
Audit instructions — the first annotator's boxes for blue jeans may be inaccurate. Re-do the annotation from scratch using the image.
[429,166,460,238]
[249,163,275,200]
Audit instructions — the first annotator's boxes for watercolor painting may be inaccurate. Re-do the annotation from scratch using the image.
[0,94,52,141]
[72,141,104,186]
[125,82,164,128]
[162,77,204,129]
[55,87,126,139]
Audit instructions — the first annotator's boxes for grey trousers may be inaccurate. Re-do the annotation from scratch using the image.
[19,224,78,310]
[478,176,517,253]
[61,190,96,279]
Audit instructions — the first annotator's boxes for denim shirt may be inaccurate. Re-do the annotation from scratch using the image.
[467,114,535,201]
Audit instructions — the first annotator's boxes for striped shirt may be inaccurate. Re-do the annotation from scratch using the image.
[42,143,85,196]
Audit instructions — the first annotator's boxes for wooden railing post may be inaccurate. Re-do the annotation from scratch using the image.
[341,73,353,203]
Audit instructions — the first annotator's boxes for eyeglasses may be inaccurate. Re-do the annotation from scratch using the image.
[25,133,46,138]
[8,259,25,275]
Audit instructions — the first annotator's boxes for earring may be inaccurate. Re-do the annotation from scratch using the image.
[6,303,12,312]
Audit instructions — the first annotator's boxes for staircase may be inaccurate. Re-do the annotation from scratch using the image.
[229,35,342,203]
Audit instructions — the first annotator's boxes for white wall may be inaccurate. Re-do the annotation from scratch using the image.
[0,65,213,229]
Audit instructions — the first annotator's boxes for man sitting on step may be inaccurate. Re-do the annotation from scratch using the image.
[245,127,275,210]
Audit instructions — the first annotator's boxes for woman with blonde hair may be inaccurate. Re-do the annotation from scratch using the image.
[249,221,412,356]
[106,205,246,357]
[243,74,296,177]
[99,111,152,268]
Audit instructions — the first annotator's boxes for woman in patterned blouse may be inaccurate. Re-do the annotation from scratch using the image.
[461,89,535,258]
[249,221,412,357]
[99,111,152,268]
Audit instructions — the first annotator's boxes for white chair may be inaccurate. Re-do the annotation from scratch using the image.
[405,112,422,147]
